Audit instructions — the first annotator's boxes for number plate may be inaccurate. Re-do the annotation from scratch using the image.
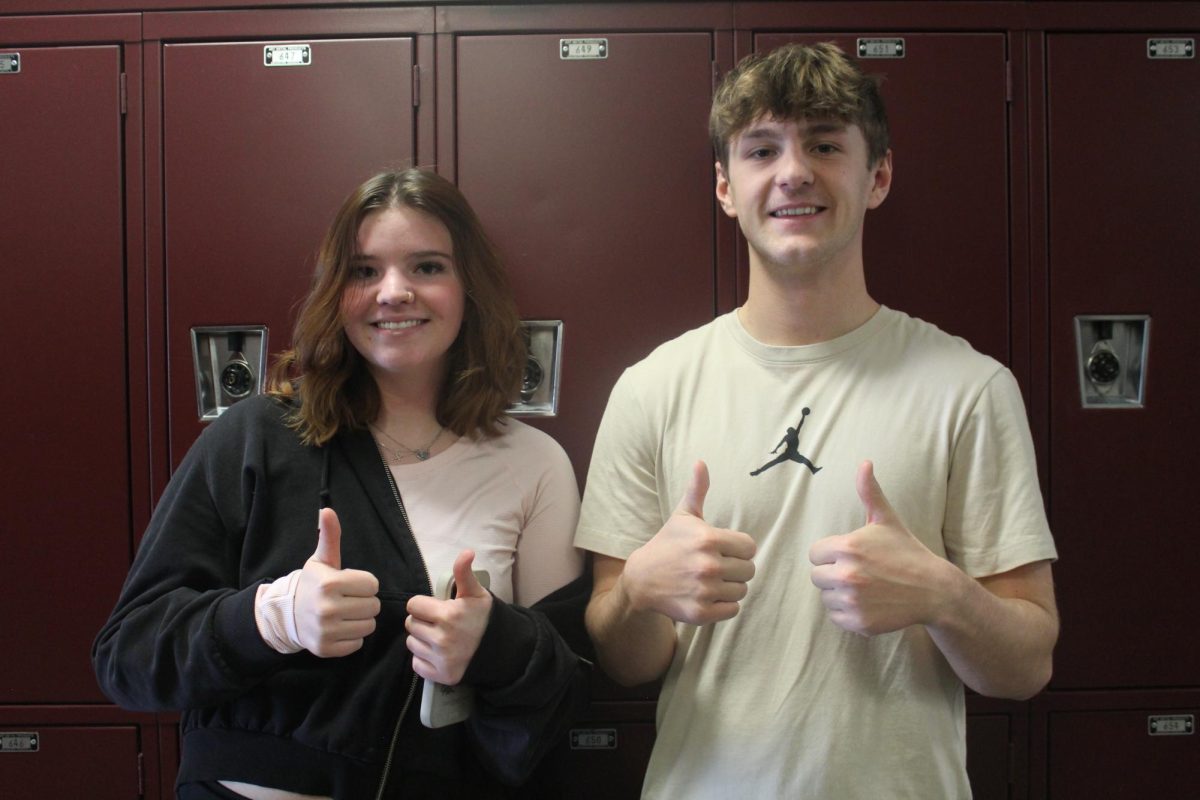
[264,44,312,67]
[858,38,905,59]
[570,728,617,749]
[561,39,608,60]
[0,732,39,753]
[1147,39,1194,59]
[1148,715,1194,736]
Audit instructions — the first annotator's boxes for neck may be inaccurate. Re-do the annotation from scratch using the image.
[371,368,442,431]
[740,255,878,346]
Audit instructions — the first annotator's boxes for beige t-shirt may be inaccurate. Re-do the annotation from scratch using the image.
[576,307,1057,799]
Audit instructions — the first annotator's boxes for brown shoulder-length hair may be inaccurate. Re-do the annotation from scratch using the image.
[267,169,525,446]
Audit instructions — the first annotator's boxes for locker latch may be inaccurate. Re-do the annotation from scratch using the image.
[1074,315,1150,408]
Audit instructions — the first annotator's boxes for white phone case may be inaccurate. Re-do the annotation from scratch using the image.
[418,569,490,728]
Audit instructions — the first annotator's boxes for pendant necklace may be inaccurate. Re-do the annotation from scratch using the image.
[371,422,444,462]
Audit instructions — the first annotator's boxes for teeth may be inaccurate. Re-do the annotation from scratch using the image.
[377,320,422,330]
[773,207,819,217]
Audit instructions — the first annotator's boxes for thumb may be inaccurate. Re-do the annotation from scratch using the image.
[856,460,898,527]
[312,507,342,569]
[674,459,710,519]
[451,549,488,599]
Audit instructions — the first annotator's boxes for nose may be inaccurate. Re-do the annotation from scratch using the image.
[376,267,414,305]
[776,147,814,191]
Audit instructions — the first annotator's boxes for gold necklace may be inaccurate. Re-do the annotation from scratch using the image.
[371,422,444,462]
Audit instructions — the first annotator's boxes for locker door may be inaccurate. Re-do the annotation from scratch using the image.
[0,725,141,800]
[453,32,718,481]
[162,38,416,464]
[755,34,1012,364]
[526,719,655,800]
[1048,708,1200,796]
[1046,34,1200,689]
[0,45,128,703]
[967,714,1014,800]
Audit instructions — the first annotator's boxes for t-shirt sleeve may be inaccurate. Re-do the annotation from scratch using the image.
[943,367,1059,577]
[574,368,667,560]
[512,430,584,607]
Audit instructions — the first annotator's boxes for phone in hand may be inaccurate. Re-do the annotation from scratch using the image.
[419,569,491,728]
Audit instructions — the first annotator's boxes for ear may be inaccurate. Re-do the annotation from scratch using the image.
[714,161,738,219]
[866,149,893,210]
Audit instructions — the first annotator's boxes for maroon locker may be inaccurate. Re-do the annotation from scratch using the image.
[0,725,142,799]
[161,36,417,465]
[753,33,1012,364]
[451,31,719,486]
[529,719,656,799]
[0,44,129,704]
[1046,33,1200,689]
[1048,707,1199,796]
[967,714,1016,800]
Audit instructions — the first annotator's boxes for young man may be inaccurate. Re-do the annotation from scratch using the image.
[574,43,1059,798]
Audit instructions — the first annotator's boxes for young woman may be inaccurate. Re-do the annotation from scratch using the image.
[94,169,590,799]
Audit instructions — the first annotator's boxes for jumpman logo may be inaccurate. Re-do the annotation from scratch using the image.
[749,408,822,477]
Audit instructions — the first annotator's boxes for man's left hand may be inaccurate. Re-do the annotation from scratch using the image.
[809,460,952,636]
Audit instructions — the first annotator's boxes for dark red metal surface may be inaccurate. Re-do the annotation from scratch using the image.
[1046,32,1200,690]
[0,725,142,799]
[1048,706,1200,796]
[0,44,129,704]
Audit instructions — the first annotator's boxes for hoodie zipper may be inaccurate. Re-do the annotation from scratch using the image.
[374,448,433,800]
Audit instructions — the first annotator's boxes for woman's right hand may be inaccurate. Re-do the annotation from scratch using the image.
[294,508,381,657]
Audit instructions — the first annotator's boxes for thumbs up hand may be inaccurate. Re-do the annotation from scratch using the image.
[622,460,758,625]
[405,549,494,686]
[809,461,950,636]
[294,507,381,657]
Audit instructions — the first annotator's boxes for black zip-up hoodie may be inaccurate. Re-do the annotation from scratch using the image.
[92,395,591,798]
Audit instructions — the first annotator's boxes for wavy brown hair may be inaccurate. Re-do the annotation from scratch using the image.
[268,169,525,446]
[710,42,890,169]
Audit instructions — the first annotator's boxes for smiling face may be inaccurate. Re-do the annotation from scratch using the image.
[716,115,892,280]
[340,206,465,390]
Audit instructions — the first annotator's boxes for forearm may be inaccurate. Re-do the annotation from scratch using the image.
[585,572,676,687]
[926,561,1058,700]
[94,583,288,710]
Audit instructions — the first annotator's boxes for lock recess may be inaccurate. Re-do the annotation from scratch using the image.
[510,320,562,417]
[1074,315,1149,408]
[191,326,269,421]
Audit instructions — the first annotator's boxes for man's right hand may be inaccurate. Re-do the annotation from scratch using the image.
[294,507,381,657]
[621,460,757,625]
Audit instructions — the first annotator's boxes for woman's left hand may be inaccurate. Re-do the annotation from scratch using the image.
[405,549,493,685]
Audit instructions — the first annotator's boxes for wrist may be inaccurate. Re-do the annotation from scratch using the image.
[613,567,650,616]
[926,558,971,631]
[255,569,304,654]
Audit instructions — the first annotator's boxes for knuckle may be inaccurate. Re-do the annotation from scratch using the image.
[692,558,722,580]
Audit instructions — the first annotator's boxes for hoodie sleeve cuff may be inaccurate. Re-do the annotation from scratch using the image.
[213,581,296,677]
[463,594,539,690]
